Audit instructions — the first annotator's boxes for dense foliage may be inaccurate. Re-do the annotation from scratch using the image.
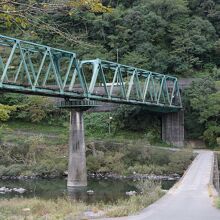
[2,0,220,75]
[87,141,193,175]
[184,69,220,147]
[0,104,16,122]
[0,93,65,124]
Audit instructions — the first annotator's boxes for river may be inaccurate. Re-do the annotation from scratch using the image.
[0,178,176,203]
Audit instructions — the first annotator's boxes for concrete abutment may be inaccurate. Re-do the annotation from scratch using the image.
[162,110,184,147]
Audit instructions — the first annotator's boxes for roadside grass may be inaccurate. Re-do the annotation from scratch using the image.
[0,181,164,219]
[216,197,220,209]
[106,192,163,217]
[106,181,164,217]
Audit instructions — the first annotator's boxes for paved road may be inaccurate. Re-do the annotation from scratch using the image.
[101,151,220,220]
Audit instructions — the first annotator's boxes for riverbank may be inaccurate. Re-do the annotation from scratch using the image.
[0,121,196,218]
[0,151,214,220]
[0,180,164,219]
[0,171,180,181]
[0,131,194,180]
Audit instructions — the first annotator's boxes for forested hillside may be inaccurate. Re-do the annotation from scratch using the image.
[1,0,220,75]
[0,0,219,147]
[1,0,220,76]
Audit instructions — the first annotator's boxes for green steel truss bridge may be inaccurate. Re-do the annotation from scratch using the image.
[0,35,182,112]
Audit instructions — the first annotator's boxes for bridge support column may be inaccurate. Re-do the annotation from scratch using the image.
[162,110,184,147]
[58,99,99,188]
[68,110,87,187]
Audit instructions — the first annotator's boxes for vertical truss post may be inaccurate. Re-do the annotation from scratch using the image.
[157,76,165,104]
[0,35,182,111]
[0,41,17,85]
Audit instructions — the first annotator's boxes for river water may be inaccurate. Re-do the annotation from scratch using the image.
[0,178,176,203]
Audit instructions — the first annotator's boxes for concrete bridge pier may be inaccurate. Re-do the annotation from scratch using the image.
[162,110,184,147]
[58,99,99,188]
[68,109,87,187]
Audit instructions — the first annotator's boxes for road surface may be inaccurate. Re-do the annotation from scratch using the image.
[101,150,220,220]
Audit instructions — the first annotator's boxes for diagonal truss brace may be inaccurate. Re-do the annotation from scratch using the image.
[0,35,182,112]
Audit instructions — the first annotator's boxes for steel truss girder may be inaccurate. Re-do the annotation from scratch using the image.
[81,59,182,109]
[0,35,182,112]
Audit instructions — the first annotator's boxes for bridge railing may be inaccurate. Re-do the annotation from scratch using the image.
[0,34,182,111]
[81,59,182,108]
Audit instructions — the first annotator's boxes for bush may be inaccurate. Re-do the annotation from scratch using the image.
[86,143,194,176]
[168,151,193,174]
[84,113,110,137]
[5,164,25,176]
[149,148,170,166]
[123,144,151,167]
[145,130,161,145]
[33,159,66,176]
[0,165,7,176]
[101,152,125,173]
[87,151,125,174]
[0,143,29,165]
[87,151,105,172]
[203,124,220,148]
[113,106,161,133]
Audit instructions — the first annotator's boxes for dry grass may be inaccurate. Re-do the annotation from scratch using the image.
[106,185,164,217]
[0,198,88,220]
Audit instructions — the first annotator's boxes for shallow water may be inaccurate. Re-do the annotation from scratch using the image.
[0,178,176,203]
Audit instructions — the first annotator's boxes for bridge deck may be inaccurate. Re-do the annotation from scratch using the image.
[0,35,182,112]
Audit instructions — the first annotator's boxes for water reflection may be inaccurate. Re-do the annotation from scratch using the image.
[0,178,176,203]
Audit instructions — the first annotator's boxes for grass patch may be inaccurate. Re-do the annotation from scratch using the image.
[3,121,151,145]
[4,120,67,135]
[0,198,87,220]
[106,180,164,217]
[216,197,220,209]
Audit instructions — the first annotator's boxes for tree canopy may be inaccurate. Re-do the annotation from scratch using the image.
[1,0,220,75]
[184,69,220,147]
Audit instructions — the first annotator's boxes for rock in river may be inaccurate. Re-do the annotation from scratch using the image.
[13,188,26,194]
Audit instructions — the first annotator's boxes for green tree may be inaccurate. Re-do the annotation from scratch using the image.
[15,96,56,123]
[0,104,16,122]
[184,70,220,147]
[0,104,16,144]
